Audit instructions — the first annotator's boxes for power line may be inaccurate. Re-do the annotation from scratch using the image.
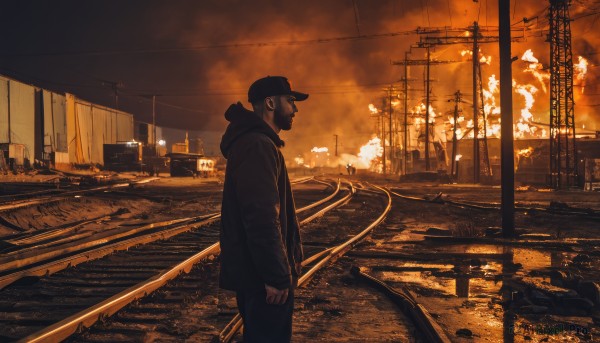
[0,29,420,58]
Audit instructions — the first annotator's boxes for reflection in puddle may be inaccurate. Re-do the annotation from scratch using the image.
[371,242,593,341]
[379,261,504,298]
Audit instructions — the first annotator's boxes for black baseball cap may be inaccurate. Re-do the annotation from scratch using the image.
[248,76,309,103]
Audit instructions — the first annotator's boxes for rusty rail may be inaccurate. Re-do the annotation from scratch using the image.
[389,188,600,219]
[8,177,341,341]
[219,183,391,342]
[0,179,337,290]
[350,266,452,343]
[0,214,221,290]
[19,242,221,343]
[0,177,159,213]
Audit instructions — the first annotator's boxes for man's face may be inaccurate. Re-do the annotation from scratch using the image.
[273,95,298,131]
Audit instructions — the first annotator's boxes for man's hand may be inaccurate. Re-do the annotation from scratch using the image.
[265,284,289,305]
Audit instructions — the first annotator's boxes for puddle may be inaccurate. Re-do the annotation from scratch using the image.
[375,260,504,298]
[424,244,577,270]
[366,237,597,340]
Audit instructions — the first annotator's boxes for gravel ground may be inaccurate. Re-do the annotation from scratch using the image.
[2,173,599,342]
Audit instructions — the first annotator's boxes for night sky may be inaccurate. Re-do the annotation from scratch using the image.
[1,0,598,157]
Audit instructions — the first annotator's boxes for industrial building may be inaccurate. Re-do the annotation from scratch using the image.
[0,74,134,170]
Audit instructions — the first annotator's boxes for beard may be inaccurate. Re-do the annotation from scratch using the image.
[274,102,293,131]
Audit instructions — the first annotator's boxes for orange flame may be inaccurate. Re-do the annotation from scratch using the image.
[311,147,328,153]
[575,56,589,94]
[358,136,383,171]
[521,49,550,93]
[368,104,379,114]
[516,147,534,158]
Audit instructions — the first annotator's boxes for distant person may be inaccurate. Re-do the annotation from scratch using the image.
[219,76,308,342]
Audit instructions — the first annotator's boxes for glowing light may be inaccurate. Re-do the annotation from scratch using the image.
[516,147,534,158]
[455,154,463,161]
[158,139,166,146]
[368,104,379,114]
[521,49,550,93]
[357,137,383,171]
[575,56,589,94]
[311,147,328,153]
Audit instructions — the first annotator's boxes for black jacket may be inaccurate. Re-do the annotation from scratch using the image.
[219,102,303,291]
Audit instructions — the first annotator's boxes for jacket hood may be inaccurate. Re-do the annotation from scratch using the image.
[220,102,284,158]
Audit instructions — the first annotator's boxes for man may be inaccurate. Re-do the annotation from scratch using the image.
[219,76,308,342]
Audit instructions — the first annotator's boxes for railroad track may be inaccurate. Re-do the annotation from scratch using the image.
[64,181,452,342]
[71,181,422,342]
[0,178,347,342]
[390,187,600,219]
[0,178,160,213]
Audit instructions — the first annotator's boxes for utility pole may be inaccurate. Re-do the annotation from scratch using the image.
[396,52,420,175]
[417,25,524,183]
[425,46,432,171]
[450,90,462,178]
[392,52,455,173]
[472,22,481,183]
[381,97,387,175]
[403,52,409,175]
[6,80,11,144]
[499,0,515,237]
[152,95,157,156]
[383,85,400,175]
[334,134,338,156]
[100,80,122,110]
[389,86,394,174]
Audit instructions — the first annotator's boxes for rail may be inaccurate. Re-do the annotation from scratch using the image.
[219,183,392,342]
[13,178,347,342]
[0,177,159,213]
[350,266,451,343]
[0,179,339,290]
[389,188,600,219]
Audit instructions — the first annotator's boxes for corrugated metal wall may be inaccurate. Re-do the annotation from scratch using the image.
[0,76,36,161]
[42,90,67,153]
[66,94,134,165]
[1,75,134,166]
[0,79,9,143]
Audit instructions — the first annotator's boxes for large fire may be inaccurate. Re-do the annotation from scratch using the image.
[357,136,383,171]
[575,56,589,94]
[345,45,590,176]
[449,48,557,142]
[521,49,550,93]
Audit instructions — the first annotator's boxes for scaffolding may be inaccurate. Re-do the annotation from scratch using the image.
[549,0,578,188]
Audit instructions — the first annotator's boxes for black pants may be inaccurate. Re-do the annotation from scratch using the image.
[236,286,294,343]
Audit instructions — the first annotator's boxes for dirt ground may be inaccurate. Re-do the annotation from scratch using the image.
[2,172,599,342]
